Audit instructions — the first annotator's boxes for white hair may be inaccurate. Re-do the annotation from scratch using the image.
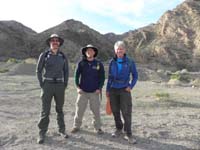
[114,41,125,50]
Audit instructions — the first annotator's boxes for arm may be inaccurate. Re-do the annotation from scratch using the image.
[98,62,105,89]
[63,57,69,88]
[129,60,138,89]
[106,61,113,93]
[74,62,83,93]
[36,53,45,88]
[74,62,81,88]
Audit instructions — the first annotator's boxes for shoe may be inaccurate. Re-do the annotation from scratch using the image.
[37,134,45,144]
[111,129,122,137]
[124,135,137,144]
[71,127,80,133]
[59,132,69,138]
[96,129,104,134]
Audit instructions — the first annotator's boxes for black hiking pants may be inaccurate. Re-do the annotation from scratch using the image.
[109,88,132,136]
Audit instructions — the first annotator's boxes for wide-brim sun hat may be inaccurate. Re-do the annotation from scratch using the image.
[46,34,64,47]
[81,44,98,57]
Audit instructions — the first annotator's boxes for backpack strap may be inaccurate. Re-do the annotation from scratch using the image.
[43,50,50,66]
[44,50,66,65]
[58,51,66,61]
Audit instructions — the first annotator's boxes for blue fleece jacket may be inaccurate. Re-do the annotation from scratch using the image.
[106,55,138,92]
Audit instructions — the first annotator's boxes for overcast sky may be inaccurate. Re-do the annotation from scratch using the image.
[0,0,185,34]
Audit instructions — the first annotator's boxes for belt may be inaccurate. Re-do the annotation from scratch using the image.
[44,77,64,82]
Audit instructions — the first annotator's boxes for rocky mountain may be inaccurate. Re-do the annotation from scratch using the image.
[0,19,114,62]
[0,20,37,60]
[30,19,114,62]
[120,0,200,71]
[1,0,200,71]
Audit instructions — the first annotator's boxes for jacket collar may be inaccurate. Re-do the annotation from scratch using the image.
[48,49,60,55]
[113,54,127,61]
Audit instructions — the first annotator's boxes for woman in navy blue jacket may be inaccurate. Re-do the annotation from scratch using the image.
[106,41,138,144]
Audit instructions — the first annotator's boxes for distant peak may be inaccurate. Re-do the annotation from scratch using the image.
[62,19,83,25]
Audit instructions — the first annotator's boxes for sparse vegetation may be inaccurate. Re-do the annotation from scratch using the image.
[191,78,200,87]
[170,70,190,83]
[155,92,170,100]
[170,73,181,80]
[0,68,9,73]
[7,58,20,63]
[23,58,37,64]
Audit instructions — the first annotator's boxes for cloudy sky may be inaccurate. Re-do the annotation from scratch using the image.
[0,0,185,34]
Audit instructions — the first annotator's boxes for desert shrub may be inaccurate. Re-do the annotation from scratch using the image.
[24,58,37,64]
[7,58,19,63]
[191,79,200,87]
[0,68,9,73]
[155,92,170,101]
[170,70,190,83]
[180,74,190,82]
[170,73,181,80]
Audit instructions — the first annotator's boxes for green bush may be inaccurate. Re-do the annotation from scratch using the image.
[7,58,18,63]
[170,73,181,80]
[170,71,190,83]
[0,68,9,73]
[155,92,170,100]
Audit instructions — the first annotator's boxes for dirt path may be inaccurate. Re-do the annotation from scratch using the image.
[0,75,199,150]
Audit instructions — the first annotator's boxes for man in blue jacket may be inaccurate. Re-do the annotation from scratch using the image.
[106,41,138,144]
[71,44,105,134]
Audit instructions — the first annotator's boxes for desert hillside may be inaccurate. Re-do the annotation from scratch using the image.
[122,0,200,71]
[1,0,200,71]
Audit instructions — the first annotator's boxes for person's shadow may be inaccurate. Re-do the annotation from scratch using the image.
[71,130,195,150]
[43,130,197,150]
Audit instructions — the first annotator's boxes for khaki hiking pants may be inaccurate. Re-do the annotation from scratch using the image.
[73,91,102,130]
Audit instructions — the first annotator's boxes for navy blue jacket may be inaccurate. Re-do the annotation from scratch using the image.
[75,59,105,92]
[106,55,138,92]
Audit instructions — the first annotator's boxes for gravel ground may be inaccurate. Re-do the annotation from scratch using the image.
[0,73,200,150]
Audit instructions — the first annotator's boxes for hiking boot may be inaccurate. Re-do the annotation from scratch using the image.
[111,129,122,138]
[95,129,104,135]
[124,135,137,144]
[37,134,45,144]
[59,132,69,138]
[71,127,80,133]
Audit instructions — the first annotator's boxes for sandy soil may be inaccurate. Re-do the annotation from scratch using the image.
[0,62,200,150]
[0,72,200,150]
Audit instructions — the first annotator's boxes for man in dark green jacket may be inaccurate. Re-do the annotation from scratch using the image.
[36,34,69,144]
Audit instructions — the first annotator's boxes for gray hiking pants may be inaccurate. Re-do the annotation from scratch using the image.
[38,81,66,135]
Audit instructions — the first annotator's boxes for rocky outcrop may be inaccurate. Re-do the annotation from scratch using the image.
[0,20,36,60]
[0,19,114,62]
[31,19,114,62]
[122,0,200,71]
